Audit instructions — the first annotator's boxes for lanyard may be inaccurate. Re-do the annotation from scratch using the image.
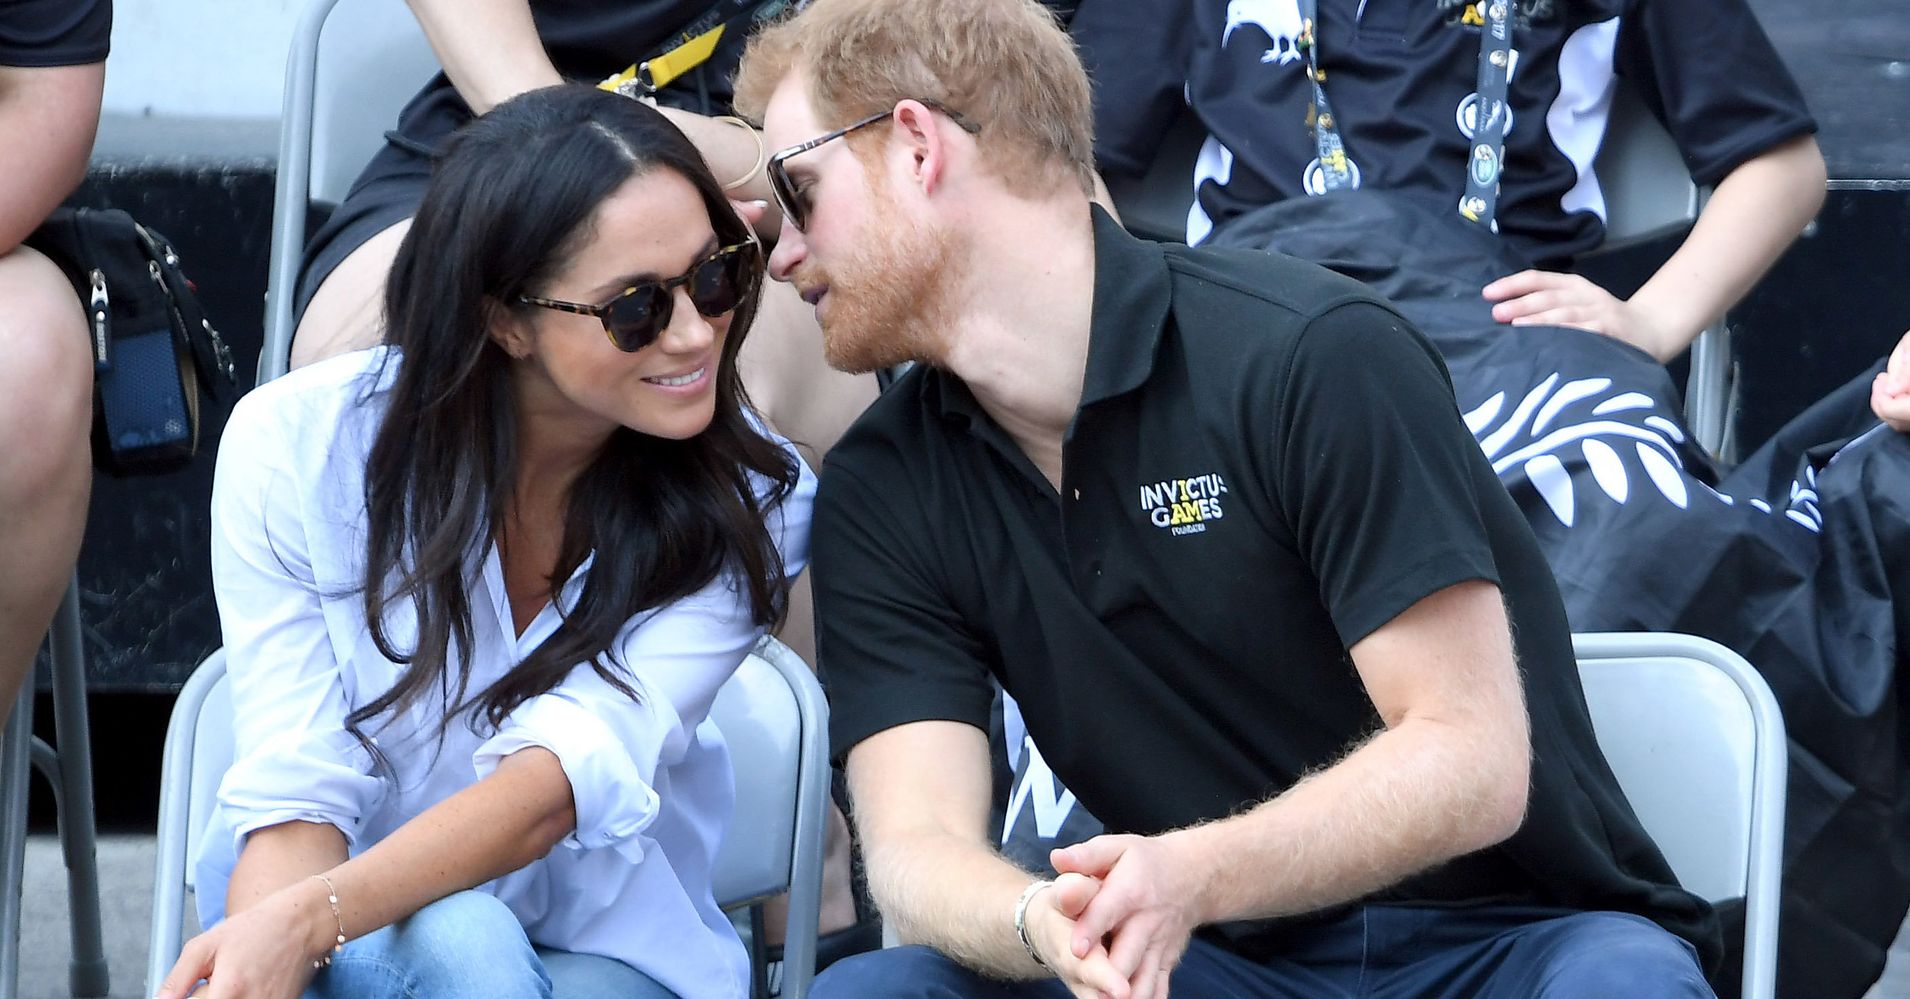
[1297,0,1357,195]
[600,0,792,98]
[1296,0,1515,229]
[1458,0,1514,230]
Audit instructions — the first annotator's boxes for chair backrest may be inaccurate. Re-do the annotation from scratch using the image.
[1586,80,1697,254]
[148,638,830,999]
[1572,632,1786,999]
[262,0,440,384]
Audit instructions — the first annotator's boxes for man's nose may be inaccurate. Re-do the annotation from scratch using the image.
[767,217,807,282]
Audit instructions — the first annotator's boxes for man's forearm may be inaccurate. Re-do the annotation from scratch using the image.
[866,830,1055,979]
[1166,715,1528,927]
[1629,134,1825,358]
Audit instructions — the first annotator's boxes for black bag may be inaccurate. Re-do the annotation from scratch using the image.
[26,207,236,475]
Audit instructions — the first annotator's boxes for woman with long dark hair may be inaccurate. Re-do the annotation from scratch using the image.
[155,83,810,999]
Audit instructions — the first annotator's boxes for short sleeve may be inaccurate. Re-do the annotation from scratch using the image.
[1272,303,1504,647]
[1614,0,1815,187]
[0,0,111,67]
[471,441,817,862]
[209,390,384,852]
[810,458,996,764]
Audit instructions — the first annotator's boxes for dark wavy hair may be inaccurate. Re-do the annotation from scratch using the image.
[352,84,797,755]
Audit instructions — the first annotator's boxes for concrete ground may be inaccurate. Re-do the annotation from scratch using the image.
[14,834,1910,998]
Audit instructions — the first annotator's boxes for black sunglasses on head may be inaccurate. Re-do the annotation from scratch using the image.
[518,240,761,353]
[767,100,980,232]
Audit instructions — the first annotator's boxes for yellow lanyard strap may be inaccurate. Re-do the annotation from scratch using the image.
[599,23,728,97]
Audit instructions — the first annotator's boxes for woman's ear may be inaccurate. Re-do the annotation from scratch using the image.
[486,299,533,361]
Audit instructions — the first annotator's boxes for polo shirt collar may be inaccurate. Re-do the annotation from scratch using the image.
[1079,205,1172,407]
[930,205,1171,426]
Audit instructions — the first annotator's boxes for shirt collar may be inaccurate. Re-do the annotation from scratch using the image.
[931,205,1172,425]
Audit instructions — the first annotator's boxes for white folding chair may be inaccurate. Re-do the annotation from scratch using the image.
[1104,80,1735,459]
[261,0,440,383]
[1574,632,1787,999]
[147,636,829,999]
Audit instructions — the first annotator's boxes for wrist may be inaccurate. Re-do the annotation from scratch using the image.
[1013,877,1056,971]
[292,874,346,967]
[1158,827,1222,926]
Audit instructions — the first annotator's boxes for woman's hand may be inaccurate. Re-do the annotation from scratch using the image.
[1873,330,1910,433]
[154,878,333,999]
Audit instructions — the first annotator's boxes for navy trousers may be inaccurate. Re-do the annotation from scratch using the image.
[813,906,1714,998]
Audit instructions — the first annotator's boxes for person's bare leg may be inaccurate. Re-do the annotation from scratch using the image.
[286,219,411,370]
[742,279,881,944]
[0,246,94,713]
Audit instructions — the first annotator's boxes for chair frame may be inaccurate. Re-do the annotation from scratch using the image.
[1574,631,1787,999]
[148,637,829,999]
[0,578,109,999]
[263,0,438,385]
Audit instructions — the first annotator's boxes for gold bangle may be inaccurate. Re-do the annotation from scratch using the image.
[310,873,347,969]
[711,114,767,192]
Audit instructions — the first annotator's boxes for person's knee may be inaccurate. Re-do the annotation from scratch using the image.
[334,891,547,997]
[810,945,990,999]
[0,246,94,492]
[1534,914,1712,998]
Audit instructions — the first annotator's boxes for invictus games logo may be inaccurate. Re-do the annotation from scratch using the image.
[1140,472,1229,536]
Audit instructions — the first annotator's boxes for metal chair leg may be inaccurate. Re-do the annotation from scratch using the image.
[48,579,108,997]
[0,686,33,999]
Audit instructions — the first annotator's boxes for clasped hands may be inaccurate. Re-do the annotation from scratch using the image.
[1023,833,1209,999]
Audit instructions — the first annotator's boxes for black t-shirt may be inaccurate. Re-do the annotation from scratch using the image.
[0,0,111,67]
[813,207,1718,967]
[1075,0,1814,268]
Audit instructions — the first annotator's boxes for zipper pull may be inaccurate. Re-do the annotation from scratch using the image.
[88,269,109,366]
[204,319,235,380]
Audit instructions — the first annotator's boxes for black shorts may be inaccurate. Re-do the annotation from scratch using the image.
[294,69,733,323]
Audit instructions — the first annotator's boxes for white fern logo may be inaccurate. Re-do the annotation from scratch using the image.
[1463,373,1822,533]
[1464,373,1696,527]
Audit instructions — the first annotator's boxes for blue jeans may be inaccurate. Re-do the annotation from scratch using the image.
[814,905,1713,998]
[303,890,678,999]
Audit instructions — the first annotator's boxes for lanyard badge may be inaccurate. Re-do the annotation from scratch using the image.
[1294,0,1516,229]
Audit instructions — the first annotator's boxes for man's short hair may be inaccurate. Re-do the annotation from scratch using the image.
[734,0,1097,196]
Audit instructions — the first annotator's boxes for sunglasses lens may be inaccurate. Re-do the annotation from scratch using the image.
[771,165,806,231]
[604,287,669,352]
[689,248,750,317]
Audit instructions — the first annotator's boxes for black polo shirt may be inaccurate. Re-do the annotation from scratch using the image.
[0,0,110,67]
[1075,0,1814,267]
[812,207,1718,966]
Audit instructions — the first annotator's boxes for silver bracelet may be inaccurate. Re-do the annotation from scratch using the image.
[1013,878,1057,970]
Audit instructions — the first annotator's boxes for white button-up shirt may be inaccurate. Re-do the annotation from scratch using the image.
[195,347,816,998]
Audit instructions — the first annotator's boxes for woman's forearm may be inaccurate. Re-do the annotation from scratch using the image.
[318,746,576,943]
[230,746,575,960]
[225,819,349,916]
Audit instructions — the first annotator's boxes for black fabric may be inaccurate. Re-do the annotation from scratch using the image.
[1073,0,1814,268]
[813,207,1717,970]
[1209,194,1910,998]
[0,0,110,67]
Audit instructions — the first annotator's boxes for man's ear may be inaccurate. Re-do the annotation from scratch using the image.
[890,99,950,195]
[487,299,533,360]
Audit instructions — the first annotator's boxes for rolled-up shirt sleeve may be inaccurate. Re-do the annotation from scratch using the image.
[473,443,816,862]
[209,391,383,852]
